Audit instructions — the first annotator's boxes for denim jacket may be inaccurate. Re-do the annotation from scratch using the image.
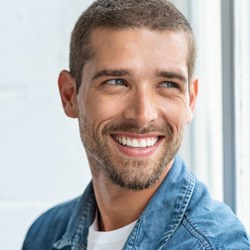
[22,155,250,250]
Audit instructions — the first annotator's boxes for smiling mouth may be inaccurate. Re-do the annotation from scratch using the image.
[112,135,161,148]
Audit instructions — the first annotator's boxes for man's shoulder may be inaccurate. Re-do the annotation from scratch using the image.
[180,209,250,249]
[180,181,250,249]
[22,197,80,250]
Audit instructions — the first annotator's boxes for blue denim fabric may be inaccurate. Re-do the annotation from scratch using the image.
[22,155,250,249]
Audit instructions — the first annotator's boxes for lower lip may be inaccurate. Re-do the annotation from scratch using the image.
[111,136,163,158]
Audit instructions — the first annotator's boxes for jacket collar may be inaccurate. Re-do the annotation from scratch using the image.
[123,155,195,249]
[53,183,97,249]
[53,155,195,250]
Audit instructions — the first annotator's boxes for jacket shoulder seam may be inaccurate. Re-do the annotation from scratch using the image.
[182,216,214,250]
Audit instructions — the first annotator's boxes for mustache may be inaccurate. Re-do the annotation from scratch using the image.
[102,122,173,137]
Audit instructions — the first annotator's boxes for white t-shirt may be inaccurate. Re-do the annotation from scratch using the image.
[87,213,137,250]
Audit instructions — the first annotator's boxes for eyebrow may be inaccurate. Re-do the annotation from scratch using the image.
[157,70,187,83]
[91,68,187,83]
[91,69,129,80]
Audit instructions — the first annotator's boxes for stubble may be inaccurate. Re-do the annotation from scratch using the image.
[79,116,184,190]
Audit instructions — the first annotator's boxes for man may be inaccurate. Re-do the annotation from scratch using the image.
[22,0,250,249]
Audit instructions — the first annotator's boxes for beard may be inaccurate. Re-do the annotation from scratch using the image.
[79,116,184,190]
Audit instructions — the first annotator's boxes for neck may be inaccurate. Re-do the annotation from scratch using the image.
[90,160,173,231]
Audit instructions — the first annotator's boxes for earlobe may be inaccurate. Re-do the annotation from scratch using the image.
[186,77,199,123]
[58,70,78,118]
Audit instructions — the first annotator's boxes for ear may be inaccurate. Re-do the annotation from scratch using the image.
[186,77,199,123]
[58,70,78,118]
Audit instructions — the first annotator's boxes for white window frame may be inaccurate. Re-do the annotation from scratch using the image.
[233,0,250,231]
[222,0,250,231]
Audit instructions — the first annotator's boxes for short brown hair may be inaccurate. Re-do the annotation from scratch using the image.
[70,0,196,91]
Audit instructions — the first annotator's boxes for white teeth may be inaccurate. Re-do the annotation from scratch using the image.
[146,138,152,146]
[114,136,159,148]
[122,137,126,145]
[132,139,139,147]
[140,139,147,148]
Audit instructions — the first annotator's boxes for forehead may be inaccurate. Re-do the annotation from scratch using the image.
[85,28,189,77]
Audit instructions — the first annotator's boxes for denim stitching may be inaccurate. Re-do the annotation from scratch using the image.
[158,173,196,249]
[182,216,214,250]
[123,215,143,250]
[71,195,95,250]
[53,192,94,250]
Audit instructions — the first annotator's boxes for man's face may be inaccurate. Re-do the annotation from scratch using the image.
[75,28,197,190]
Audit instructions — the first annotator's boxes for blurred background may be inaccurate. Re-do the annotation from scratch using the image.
[0,0,249,249]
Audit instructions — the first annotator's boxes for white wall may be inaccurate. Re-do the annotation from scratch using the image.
[0,1,93,249]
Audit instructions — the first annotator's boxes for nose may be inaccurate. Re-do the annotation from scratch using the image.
[123,88,158,128]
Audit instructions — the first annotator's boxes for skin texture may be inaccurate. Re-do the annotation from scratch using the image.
[58,28,198,231]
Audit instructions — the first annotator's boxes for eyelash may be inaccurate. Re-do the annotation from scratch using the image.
[103,79,180,89]
[104,79,127,86]
[159,81,180,89]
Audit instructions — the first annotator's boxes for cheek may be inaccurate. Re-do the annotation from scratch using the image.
[81,95,124,131]
[160,98,189,129]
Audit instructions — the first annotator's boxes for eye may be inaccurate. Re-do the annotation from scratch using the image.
[159,81,180,89]
[104,79,127,86]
